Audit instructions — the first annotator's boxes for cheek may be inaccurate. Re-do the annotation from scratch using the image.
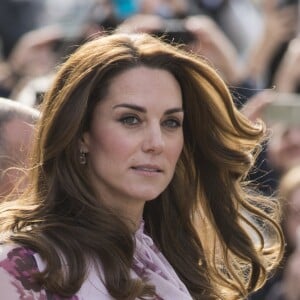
[90,129,135,161]
[167,137,184,165]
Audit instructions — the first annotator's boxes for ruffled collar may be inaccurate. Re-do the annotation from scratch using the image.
[132,220,193,300]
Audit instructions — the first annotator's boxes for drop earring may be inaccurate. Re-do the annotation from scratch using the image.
[79,150,87,165]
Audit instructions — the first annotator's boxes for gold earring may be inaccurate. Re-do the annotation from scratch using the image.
[79,151,87,165]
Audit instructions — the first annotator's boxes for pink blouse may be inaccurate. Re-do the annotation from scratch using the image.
[0,222,193,299]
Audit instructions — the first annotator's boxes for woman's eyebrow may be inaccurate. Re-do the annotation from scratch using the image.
[113,103,146,113]
[113,103,183,115]
[165,108,184,115]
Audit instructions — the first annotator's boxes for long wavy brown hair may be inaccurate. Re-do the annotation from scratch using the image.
[0,33,283,299]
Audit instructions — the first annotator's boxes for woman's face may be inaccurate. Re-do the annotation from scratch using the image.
[82,66,184,219]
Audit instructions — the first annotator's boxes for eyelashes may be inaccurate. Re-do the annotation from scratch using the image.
[118,114,183,129]
[162,118,182,128]
[119,115,140,125]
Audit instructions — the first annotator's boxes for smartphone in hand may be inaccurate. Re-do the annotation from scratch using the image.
[263,93,300,125]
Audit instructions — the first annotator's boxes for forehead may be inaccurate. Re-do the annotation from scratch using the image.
[100,66,182,107]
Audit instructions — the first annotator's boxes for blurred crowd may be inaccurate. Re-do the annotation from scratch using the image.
[1,0,300,299]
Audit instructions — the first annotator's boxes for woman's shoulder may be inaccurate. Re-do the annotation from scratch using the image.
[0,243,116,299]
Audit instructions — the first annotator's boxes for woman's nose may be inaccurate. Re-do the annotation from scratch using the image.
[142,123,164,154]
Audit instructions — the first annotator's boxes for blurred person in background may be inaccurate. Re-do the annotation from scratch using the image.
[192,0,297,90]
[242,92,300,193]
[0,0,44,98]
[0,0,44,59]
[264,165,300,300]
[241,27,300,197]
[273,37,300,93]
[242,91,300,299]
[0,25,68,99]
[192,0,263,55]
[0,97,39,199]
[0,0,119,101]
[243,0,298,89]
[41,0,119,34]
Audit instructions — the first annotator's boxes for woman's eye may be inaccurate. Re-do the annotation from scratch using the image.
[163,118,182,128]
[119,115,140,125]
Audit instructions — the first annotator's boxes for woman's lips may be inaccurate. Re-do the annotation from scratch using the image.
[131,165,162,174]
